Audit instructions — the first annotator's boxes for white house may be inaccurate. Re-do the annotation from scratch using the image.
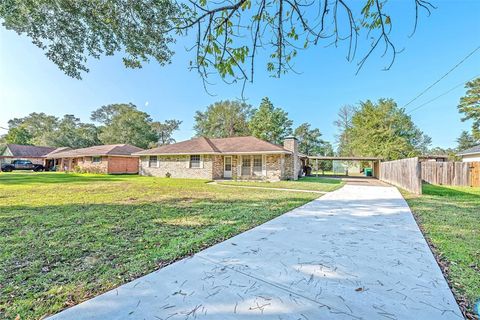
[457,145,480,162]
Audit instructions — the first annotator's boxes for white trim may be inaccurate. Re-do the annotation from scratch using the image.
[188,154,202,169]
[224,156,232,178]
[262,154,267,176]
[458,151,480,156]
[148,155,159,168]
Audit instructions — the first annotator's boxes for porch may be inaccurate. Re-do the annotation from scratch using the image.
[215,154,289,181]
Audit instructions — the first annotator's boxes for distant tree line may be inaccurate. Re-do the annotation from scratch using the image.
[2,77,479,159]
[0,98,331,157]
[1,104,181,149]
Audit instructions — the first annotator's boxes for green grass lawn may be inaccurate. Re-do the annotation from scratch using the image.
[218,176,345,192]
[404,184,480,316]
[0,172,319,319]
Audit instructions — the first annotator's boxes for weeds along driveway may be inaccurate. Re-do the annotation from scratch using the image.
[49,184,462,320]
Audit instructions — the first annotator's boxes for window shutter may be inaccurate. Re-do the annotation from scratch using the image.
[200,155,204,169]
[186,156,190,168]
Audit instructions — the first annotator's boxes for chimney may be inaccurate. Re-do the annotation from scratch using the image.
[283,136,300,180]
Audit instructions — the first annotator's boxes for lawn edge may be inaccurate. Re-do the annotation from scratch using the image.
[42,191,323,319]
[403,192,476,320]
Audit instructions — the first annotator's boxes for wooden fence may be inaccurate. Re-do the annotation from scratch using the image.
[380,157,422,194]
[421,161,470,186]
[471,162,480,187]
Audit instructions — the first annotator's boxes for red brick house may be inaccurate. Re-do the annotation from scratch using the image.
[47,144,143,174]
[134,136,304,181]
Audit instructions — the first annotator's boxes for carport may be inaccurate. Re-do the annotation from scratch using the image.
[307,156,382,178]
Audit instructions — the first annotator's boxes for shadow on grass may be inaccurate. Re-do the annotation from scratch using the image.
[1,196,452,319]
[0,172,146,185]
[0,196,311,319]
[296,177,343,185]
[422,183,480,197]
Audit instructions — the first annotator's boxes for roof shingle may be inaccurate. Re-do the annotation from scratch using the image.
[6,144,57,157]
[457,144,480,156]
[48,144,144,158]
[134,136,290,155]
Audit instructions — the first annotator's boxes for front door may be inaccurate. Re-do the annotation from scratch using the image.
[224,156,232,178]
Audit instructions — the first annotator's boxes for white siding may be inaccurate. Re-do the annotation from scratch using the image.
[462,154,480,162]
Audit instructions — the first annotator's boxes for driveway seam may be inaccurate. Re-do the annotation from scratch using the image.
[196,255,362,320]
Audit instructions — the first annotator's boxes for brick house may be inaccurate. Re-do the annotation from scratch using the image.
[0,144,68,166]
[133,136,304,181]
[47,144,144,174]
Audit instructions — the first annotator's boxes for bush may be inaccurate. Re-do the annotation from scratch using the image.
[165,172,171,178]
[72,165,105,174]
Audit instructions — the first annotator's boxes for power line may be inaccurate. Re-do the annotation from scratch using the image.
[407,73,480,114]
[403,45,480,109]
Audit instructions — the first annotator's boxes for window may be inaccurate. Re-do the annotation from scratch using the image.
[92,156,101,163]
[149,156,158,167]
[253,155,263,175]
[241,157,251,176]
[190,155,201,168]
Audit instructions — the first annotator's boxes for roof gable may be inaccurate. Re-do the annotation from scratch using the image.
[5,144,57,157]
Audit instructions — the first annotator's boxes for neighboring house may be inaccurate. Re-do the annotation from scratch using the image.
[457,145,480,162]
[134,136,303,181]
[0,144,66,166]
[47,144,144,174]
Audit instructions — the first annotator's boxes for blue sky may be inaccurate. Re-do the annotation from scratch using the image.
[0,0,479,149]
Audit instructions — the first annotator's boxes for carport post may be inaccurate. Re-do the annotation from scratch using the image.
[316,159,318,177]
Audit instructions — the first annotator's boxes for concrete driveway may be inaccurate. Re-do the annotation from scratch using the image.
[49,184,462,320]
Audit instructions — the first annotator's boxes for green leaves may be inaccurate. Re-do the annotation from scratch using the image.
[0,0,431,84]
[194,100,252,138]
[458,77,480,140]
[0,0,178,79]
[342,99,431,160]
[249,97,293,144]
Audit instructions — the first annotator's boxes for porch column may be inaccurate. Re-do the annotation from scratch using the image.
[250,155,253,176]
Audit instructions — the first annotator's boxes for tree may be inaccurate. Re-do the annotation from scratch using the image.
[0,1,177,79]
[333,105,356,156]
[348,99,431,160]
[91,103,157,148]
[151,120,182,146]
[44,115,99,148]
[249,97,292,145]
[456,130,478,151]
[6,113,58,145]
[194,100,252,138]
[294,123,323,156]
[4,126,32,145]
[458,77,480,140]
[0,1,434,83]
